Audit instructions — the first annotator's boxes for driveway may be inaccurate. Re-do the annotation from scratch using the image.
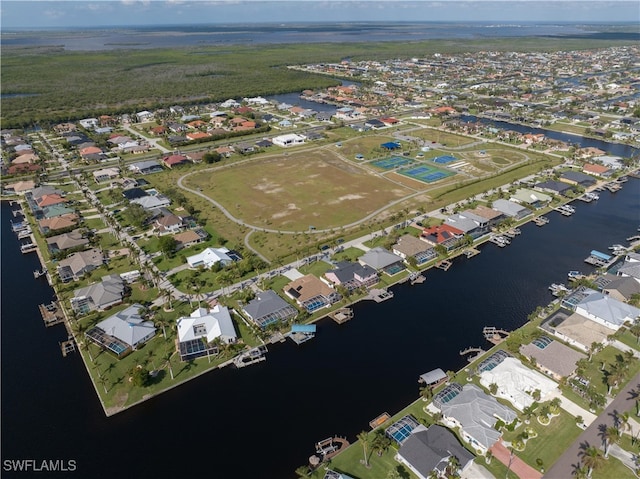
[544,372,640,479]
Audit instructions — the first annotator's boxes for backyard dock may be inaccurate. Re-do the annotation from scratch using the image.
[533,216,549,226]
[464,247,480,258]
[366,288,394,303]
[60,336,76,357]
[329,307,354,324]
[369,412,391,430]
[39,302,65,327]
[482,326,510,345]
[234,345,268,368]
[435,259,452,271]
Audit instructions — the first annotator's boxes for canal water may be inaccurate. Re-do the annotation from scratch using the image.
[459,114,640,159]
[1,178,639,478]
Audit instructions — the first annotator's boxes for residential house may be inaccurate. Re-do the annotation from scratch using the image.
[4,180,35,195]
[272,134,305,147]
[173,230,205,250]
[57,248,104,282]
[283,275,341,313]
[438,383,517,454]
[479,356,558,411]
[93,167,120,183]
[86,304,155,357]
[519,337,587,381]
[359,247,405,275]
[135,111,154,122]
[445,213,486,238]
[242,290,298,329]
[464,205,504,228]
[130,194,171,211]
[46,230,89,253]
[559,171,597,188]
[602,276,640,302]
[420,224,463,250]
[71,274,126,314]
[129,160,163,175]
[177,305,237,360]
[582,163,613,178]
[396,425,474,479]
[491,199,531,220]
[392,235,437,265]
[573,288,640,331]
[534,180,575,196]
[153,213,184,235]
[594,155,624,170]
[511,188,551,208]
[323,261,379,290]
[40,204,75,220]
[187,247,237,269]
[162,154,191,168]
[36,194,66,208]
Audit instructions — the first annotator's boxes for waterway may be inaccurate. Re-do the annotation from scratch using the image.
[1,178,639,478]
[459,114,640,158]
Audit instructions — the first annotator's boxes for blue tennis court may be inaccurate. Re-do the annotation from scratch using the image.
[385,415,420,445]
[433,155,458,164]
[371,156,412,170]
[399,165,455,183]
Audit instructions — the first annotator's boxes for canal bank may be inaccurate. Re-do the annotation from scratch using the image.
[2,177,639,479]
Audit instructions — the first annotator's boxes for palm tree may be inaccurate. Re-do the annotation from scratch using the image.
[572,463,589,479]
[602,425,620,458]
[616,411,631,436]
[580,445,605,478]
[420,385,433,401]
[522,404,537,424]
[357,431,370,468]
[587,342,603,361]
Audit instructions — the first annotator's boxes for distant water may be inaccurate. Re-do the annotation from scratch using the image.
[2,176,639,479]
[2,22,636,51]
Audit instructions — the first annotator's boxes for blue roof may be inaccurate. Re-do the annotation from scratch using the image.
[381,141,401,149]
[591,250,611,261]
[291,324,316,333]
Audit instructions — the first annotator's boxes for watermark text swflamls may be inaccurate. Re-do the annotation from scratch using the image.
[3,459,77,473]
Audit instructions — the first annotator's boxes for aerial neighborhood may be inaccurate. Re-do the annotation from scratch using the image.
[3,42,640,479]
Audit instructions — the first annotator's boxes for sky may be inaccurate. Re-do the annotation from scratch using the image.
[1,1,638,29]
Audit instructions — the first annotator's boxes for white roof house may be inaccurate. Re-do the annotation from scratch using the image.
[272,133,305,147]
[177,305,237,345]
[187,247,234,269]
[93,304,156,349]
[439,383,516,454]
[479,357,558,411]
[575,289,640,330]
[130,195,171,211]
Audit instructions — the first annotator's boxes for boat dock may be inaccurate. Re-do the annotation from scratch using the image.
[464,247,480,258]
[584,250,612,267]
[60,336,76,357]
[579,192,599,202]
[39,302,65,327]
[605,182,622,193]
[460,346,485,358]
[482,326,510,345]
[533,216,549,226]
[314,436,350,462]
[410,272,426,284]
[489,235,509,247]
[369,412,391,430]
[233,345,268,368]
[288,324,316,345]
[435,259,452,271]
[329,307,353,324]
[554,205,575,216]
[366,288,394,303]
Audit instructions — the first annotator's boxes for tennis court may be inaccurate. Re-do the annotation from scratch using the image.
[433,155,458,164]
[371,156,412,170]
[385,415,420,445]
[399,165,455,183]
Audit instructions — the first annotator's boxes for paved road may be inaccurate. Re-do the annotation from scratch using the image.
[544,372,640,479]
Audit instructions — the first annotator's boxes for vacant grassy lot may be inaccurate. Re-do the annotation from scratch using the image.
[184,148,413,231]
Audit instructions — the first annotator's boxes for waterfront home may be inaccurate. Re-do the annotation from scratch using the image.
[491,199,531,221]
[70,274,126,314]
[38,213,79,234]
[420,224,463,250]
[323,260,379,290]
[46,230,90,254]
[534,180,575,196]
[464,205,504,228]
[283,275,341,313]
[602,276,640,302]
[242,289,298,329]
[85,304,155,358]
[617,255,640,285]
[519,336,587,381]
[594,155,625,170]
[572,288,640,331]
[479,357,557,411]
[545,308,614,352]
[187,247,237,269]
[396,424,474,479]
[582,163,613,178]
[57,248,105,282]
[359,247,405,275]
[510,188,551,209]
[36,193,67,208]
[129,160,163,175]
[444,213,485,238]
[4,180,35,195]
[272,134,305,147]
[176,305,237,360]
[92,167,120,183]
[559,171,597,188]
[392,235,437,265]
[438,383,517,455]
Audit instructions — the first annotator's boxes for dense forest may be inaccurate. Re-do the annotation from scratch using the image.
[1,36,633,127]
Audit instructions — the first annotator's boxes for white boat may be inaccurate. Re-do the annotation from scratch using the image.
[608,244,625,251]
[568,271,583,279]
